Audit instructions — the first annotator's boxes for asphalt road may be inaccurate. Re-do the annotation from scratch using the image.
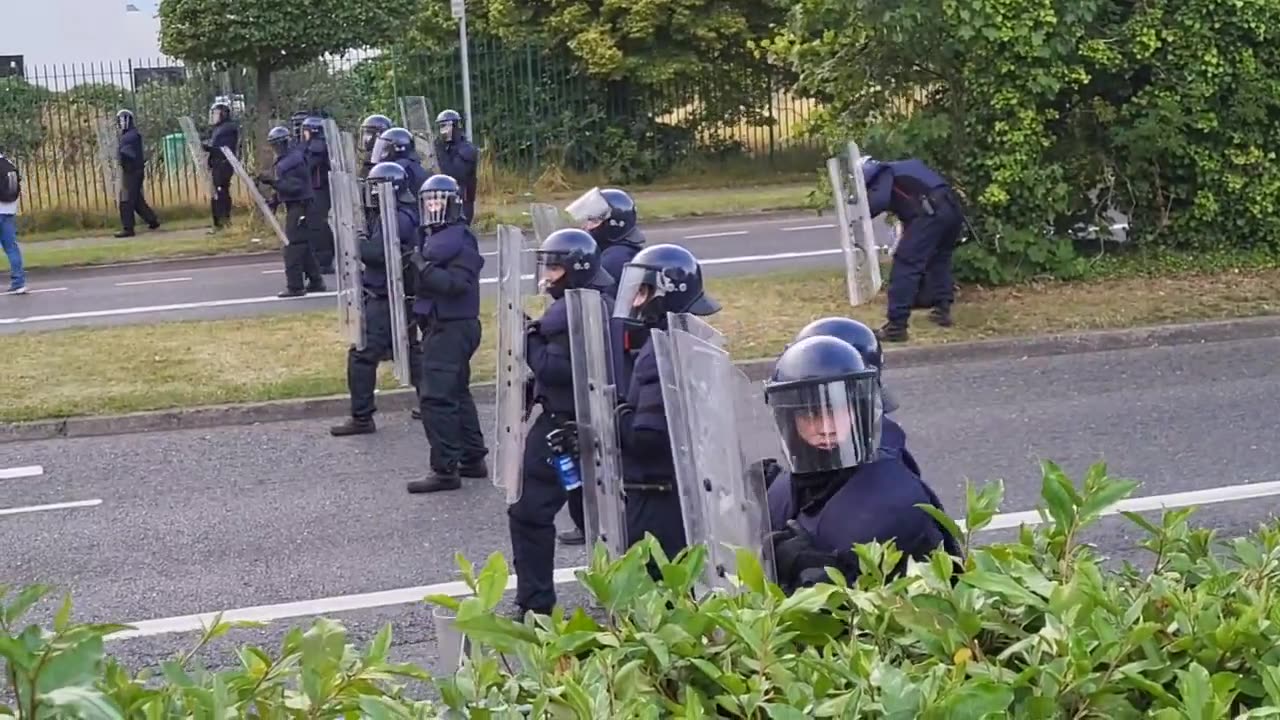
[2,335,1278,676]
[0,214,896,333]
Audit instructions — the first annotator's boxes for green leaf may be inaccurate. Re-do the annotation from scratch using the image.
[53,594,73,633]
[1176,663,1214,720]
[475,552,510,610]
[38,686,123,720]
[937,680,1015,719]
[1039,461,1078,530]
[36,635,106,693]
[1078,477,1139,524]
[959,570,1045,608]
[734,548,767,594]
[366,623,393,664]
[2,584,50,626]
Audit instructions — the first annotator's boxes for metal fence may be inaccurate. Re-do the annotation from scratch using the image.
[0,40,822,219]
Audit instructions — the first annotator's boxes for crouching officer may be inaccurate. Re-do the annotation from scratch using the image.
[259,126,324,297]
[405,174,489,493]
[862,158,965,342]
[612,244,721,559]
[509,228,616,616]
[762,336,960,594]
[330,162,422,436]
[434,110,479,224]
[358,114,394,178]
[372,128,432,199]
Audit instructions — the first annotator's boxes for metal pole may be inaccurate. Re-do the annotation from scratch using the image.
[458,11,475,143]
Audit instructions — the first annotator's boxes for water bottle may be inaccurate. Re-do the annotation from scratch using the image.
[547,427,581,491]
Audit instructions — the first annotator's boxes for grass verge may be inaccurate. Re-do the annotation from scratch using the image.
[2,267,1278,422]
[15,183,815,271]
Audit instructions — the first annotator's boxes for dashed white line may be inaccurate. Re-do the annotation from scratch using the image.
[782,224,836,232]
[260,269,284,275]
[684,230,749,240]
[25,287,68,294]
[701,249,840,265]
[114,277,193,287]
[0,465,44,480]
[0,499,102,517]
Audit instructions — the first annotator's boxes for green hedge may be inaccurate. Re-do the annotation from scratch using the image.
[4,461,1280,717]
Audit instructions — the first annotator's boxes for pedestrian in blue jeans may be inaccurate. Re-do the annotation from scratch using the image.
[1,151,26,294]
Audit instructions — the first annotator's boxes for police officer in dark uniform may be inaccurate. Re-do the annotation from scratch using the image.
[372,128,432,198]
[762,336,959,593]
[202,101,239,233]
[509,228,616,616]
[612,243,721,559]
[259,126,324,297]
[330,162,423,436]
[114,109,161,238]
[433,109,479,224]
[862,158,965,342]
[301,117,336,274]
[289,111,309,146]
[358,114,394,178]
[405,174,489,493]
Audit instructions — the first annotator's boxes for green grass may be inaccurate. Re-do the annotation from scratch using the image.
[3,266,1279,422]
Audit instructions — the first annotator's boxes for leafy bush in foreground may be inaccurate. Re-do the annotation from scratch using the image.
[4,460,1280,718]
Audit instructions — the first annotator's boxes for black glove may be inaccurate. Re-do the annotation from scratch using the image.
[256,174,275,186]
[521,378,536,422]
[267,199,279,213]
[769,520,836,593]
[614,402,635,424]
[407,249,431,273]
[746,458,784,489]
[200,142,212,152]
[525,319,542,337]
[546,423,580,457]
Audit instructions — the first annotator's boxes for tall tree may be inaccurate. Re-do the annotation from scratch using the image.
[158,0,417,168]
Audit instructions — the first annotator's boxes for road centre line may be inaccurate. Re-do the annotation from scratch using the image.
[0,465,44,480]
[684,230,749,239]
[25,287,68,294]
[0,499,102,517]
[783,224,836,232]
[114,277,193,287]
[108,479,1280,640]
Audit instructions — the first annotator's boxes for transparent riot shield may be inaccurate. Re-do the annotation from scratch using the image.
[177,116,213,196]
[93,117,122,203]
[327,124,366,351]
[655,316,779,594]
[565,288,628,558]
[397,95,440,173]
[494,224,534,504]
[827,139,883,306]
[529,203,567,243]
[219,147,289,246]
[375,181,413,386]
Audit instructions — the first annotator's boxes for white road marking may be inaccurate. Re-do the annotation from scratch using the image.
[114,277,193,287]
[105,479,1280,640]
[0,499,102,517]
[702,249,839,266]
[260,269,284,275]
[26,287,68,294]
[0,465,44,480]
[684,230,749,240]
[783,224,835,232]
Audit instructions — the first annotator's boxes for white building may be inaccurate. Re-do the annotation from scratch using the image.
[4,0,172,89]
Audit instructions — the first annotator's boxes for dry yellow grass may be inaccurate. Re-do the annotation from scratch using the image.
[3,267,1278,422]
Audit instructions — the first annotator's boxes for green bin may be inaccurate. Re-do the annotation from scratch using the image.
[162,133,187,174]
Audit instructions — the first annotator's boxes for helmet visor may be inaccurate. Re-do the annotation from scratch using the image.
[612,264,670,323]
[566,187,610,230]
[420,189,452,226]
[766,374,882,474]
[370,137,395,164]
[535,251,568,294]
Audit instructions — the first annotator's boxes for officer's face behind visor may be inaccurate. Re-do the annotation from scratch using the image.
[537,260,566,293]
[612,265,664,324]
[768,377,882,474]
[370,138,393,164]
[566,188,610,233]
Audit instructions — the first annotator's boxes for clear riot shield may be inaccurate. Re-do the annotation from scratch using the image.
[827,139,883,306]
[565,288,628,558]
[397,95,440,173]
[177,116,213,196]
[494,224,534,504]
[529,202,567,243]
[327,122,366,350]
[219,147,290,246]
[376,181,413,386]
[655,314,778,594]
[93,117,122,203]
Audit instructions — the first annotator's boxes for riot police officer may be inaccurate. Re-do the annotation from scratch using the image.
[330,162,423,436]
[301,117,336,274]
[358,114,394,178]
[862,158,965,342]
[114,109,161,238]
[433,109,479,224]
[405,174,489,493]
[509,228,616,616]
[568,187,646,282]
[612,243,720,559]
[202,101,239,232]
[371,128,432,199]
[259,126,324,297]
[289,111,309,146]
[762,336,959,593]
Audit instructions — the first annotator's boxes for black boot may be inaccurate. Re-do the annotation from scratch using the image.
[278,288,306,298]
[307,280,327,293]
[459,459,489,479]
[558,527,586,546]
[929,304,954,328]
[406,470,462,494]
[411,407,422,420]
[876,321,909,343]
[330,417,375,436]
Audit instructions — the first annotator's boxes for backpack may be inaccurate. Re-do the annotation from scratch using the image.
[0,154,20,203]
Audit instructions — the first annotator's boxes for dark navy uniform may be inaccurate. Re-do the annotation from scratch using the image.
[372,128,432,197]
[406,174,488,493]
[114,110,160,237]
[863,158,964,341]
[261,126,324,296]
[330,163,423,436]
[301,117,336,273]
[203,103,238,230]
[358,114,394,179]
[434,109,478,224]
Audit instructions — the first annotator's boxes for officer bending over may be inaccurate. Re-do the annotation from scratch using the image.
[763,336,960,594]
[330,162,422,436]
[406,175,489,493]
[259,126,324,298]
[509,229,616,617]
[613,244,720,559]
[433,110,479,224]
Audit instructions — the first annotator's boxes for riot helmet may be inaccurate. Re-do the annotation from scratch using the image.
[418,174,462,228]
[267,126,292,157]
[209,101,231,126]
[360,114,394,153]
[536,228,606,299]
[116,109,134,131]
[566,187,637,245]
[289,111,308,142]
[613,243,719,328]
[765,335,882,474]
[365,162,414,208]
[371,128,415,164]
[301,116,324,142]
[436,109,462,142]
[792,316,898,413]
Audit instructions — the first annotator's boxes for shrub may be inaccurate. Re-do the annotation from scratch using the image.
[4,460,1280,717]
